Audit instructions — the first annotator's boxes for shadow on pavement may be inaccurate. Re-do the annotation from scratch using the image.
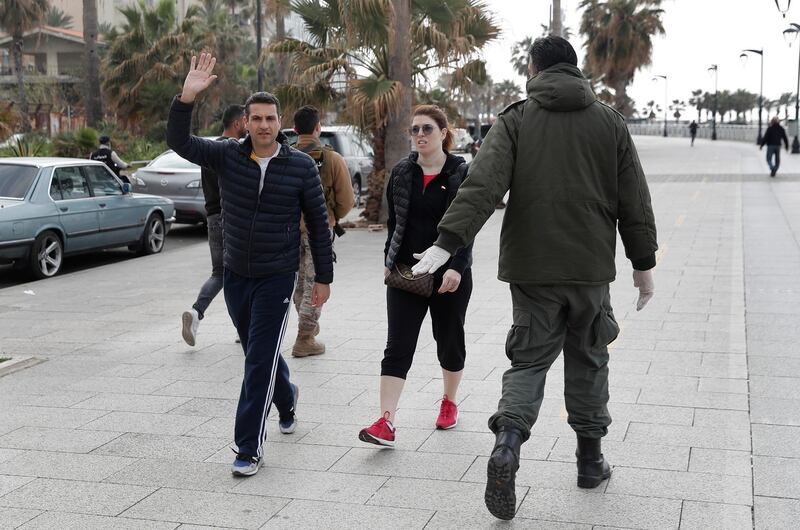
[0,224,208,289]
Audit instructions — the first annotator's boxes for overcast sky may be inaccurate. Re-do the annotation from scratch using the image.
[483,0,800,116]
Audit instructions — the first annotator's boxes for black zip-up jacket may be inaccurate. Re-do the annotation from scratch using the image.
[167,97,333,283]
[760,123,789,149]
[384,152,473,275]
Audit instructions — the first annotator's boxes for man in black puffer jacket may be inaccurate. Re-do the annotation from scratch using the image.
[167,53,333,477]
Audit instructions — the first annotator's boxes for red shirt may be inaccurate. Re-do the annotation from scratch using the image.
[423,173,438,190]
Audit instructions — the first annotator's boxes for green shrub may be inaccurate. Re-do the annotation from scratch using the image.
[52,127,98,158]
[4,135,47,157]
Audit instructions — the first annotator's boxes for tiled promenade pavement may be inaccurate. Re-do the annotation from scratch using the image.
[1,136,799,529]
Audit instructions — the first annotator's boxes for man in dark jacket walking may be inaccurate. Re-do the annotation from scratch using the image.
[759,116,790,177]
[167,53,334,477]
[412,37,658,519]
[181,104,246,346]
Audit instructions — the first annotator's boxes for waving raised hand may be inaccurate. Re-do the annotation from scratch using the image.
[179,52,218,103]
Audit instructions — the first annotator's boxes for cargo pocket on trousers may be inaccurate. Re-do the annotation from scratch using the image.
[591,308,620,350]
[505,309,531,361]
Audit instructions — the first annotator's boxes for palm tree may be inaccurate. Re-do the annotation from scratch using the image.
[579,0,665,117]
[265,0,290,83]
[45,6,74,28]
[688,89,703,121]
[668,99,685,123]
[778,92,794,121]
[511,37,533,78]
[271,0,499,221]
[494,79,523,109]
[102,0,190,130]
[83,0,102,127]
[384,0,412,215]
[183,0,249,124]
[0,0,49,133]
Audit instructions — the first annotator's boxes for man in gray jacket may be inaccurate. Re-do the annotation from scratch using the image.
[412,36,658,520]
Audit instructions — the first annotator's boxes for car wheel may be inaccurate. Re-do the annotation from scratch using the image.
[353,176,362,207]
[29,230,63,280]
[138,213,165,255]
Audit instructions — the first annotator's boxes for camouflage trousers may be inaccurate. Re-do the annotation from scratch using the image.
[293,233,323,334]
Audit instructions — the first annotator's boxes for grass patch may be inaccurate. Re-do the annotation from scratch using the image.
[0,357,10,363]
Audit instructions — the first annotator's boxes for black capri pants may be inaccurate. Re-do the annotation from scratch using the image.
[381,268,473,379]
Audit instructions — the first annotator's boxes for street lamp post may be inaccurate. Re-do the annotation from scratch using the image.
[740,49,764,144]
[653,75,668,137]
[784,23,800,153]
[776,0,792,18]
[708,65,718,140]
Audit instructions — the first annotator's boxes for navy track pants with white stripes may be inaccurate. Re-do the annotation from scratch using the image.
[224,269,296,458]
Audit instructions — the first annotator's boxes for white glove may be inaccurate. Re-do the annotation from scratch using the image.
[632,269,654,311]
[411,245,452,276]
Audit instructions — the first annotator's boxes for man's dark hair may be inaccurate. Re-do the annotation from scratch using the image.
[222,104,245,129]
[99,135,110,144]
[528,36,578,73]
[293,105,321,135]
[244,92,281,117]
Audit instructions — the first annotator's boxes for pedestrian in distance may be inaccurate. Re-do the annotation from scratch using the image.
[412,36,658,520]
[759,116,789,177]
[689,120,698,146]
[358,105,473,448]
[167,53,334,477]
[90,135,130,182]
[181,104,247,346]
[290,105,354,357]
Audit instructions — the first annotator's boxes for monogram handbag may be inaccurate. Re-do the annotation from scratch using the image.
[385,263,434,297]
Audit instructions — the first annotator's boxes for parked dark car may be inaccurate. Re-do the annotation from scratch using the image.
[0,158,175,279]
[282,126,373,206]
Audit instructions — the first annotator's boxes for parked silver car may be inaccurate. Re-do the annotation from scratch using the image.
[0,158,175,279]
[130,148,206,224]
[282,126,374,206]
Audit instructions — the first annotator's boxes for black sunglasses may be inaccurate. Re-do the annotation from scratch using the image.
[409,124,437,136]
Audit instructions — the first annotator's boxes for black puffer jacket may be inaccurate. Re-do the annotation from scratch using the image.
[384,152,472,274]
[167,97,333,283]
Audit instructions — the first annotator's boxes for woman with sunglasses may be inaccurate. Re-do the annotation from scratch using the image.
[359,105,474,447]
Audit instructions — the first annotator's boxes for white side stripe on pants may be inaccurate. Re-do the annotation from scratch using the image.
[256,272,297,458]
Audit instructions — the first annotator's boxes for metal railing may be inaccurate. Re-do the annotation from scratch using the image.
[627,122,766,143]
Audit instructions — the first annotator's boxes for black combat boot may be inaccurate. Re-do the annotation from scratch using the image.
[576,436,611,488]
[485,426,523,520]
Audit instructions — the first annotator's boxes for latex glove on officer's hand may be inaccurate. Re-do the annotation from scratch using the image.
[632,269,654,311]
[412,245,452,276]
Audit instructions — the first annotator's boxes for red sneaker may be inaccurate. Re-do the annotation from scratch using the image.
[358,412,396,447]
[436,395,458,430]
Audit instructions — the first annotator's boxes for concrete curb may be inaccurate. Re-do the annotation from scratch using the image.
[0,356,44,378]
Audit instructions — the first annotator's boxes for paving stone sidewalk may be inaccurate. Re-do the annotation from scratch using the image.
[0,136,798,529]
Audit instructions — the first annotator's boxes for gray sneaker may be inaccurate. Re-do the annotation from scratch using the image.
[231,452,261,477]
[181,309,199,347]
[279,383,299,434]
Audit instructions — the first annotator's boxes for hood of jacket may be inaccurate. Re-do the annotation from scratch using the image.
[527,63,596,112]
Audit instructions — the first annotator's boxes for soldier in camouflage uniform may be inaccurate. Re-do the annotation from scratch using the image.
[292,106,355,356]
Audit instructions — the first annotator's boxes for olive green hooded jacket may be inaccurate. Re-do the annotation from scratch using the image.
[435,63,657,285]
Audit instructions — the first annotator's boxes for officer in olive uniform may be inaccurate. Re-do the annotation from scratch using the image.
[411,36,658,520]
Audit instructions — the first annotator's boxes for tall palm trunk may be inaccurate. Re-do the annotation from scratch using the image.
[362,126,387,221]
[275,3,286,83]
[12,33,30,133]
[83,0,102,127]
[611,78,632,117]
[552,0,562,37]
[364,0,411,223]
[256,0,264,90]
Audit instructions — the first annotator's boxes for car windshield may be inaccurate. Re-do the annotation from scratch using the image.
[149,151,199,170]
[0,164,39,199]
